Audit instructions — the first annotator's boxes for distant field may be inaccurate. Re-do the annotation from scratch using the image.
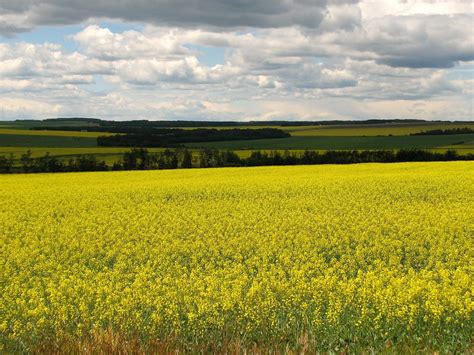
[432,140,474,155]
[0,147,165,157]
[287,123,474,137]
[0,147,170,167]
[144,123,474,137]
[439,140,474,150]
[0,146,233,157]
[0,147,270,166]
[1,121,473,162]
[0,134,98,147]
[0,147,216,167]
[0,120,101,129]
[0,128,114,138]
[2,134,474,165]
[2,147,472,169]
[186,134,474,150]
[4,121,474,137]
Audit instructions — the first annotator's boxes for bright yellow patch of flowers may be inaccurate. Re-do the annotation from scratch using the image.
[0,162,473,351]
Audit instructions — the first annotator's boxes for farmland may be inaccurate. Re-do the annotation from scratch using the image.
[1,120,474,164]
[2,132,473,152]
[285,123,474,136]
[0,128,115,138]
[185,134,474,150]
[1,162,473,352]
[0,133,98,148]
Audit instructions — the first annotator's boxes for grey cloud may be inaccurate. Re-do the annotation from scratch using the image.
[182,13,473,73]
[0,1,33,14]
[329,60,462,101]
[318,3,361,32]
[0,0,357,33]
[377,57,457,69]
[352,14,474,69]
[267,62,359,89]
[1,2,473,121]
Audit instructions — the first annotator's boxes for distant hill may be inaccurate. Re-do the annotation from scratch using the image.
[8,117,472,128]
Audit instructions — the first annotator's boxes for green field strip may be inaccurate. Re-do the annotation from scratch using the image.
[0,147,169,157]
[0,134,98,148]
[288,123,474,137]
[185,134,474,150]
[0,120,101,129]
[0,128,115,138]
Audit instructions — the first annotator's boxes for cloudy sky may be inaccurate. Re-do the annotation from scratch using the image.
[0,0,472,121]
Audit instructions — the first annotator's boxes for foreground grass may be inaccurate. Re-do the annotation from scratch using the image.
[1,163,473,353]
[31,329,470,354]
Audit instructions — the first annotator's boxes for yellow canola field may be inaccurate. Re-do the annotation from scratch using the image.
[1,162,473,352]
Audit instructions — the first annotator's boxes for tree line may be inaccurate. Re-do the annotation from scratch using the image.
[96,128,290,147]
[0,151,108,174]
[411,127,474,136]
[31,118,439,130]
[0,148,472,174]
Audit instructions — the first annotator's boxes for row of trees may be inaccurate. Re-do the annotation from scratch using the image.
[117,148,470,169]
[33,118,431,130]
[411,127,474,135]
[0,154,14,173]
[1,148,472,174]
[196,149,470,167]
[97,128,290,147]
[0,151,108,173]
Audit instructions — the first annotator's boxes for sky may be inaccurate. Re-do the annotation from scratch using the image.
[0,0,473,121]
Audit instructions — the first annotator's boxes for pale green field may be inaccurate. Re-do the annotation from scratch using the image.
[430,148,474,155]
[170,123,474,137]
[1,122,473,163]
[0,147,304,158]
[288,123,474,137]
[0,128,114,138]
[2,123,474,139]
[178,125,282,130]
[0,147,174,167]
[432,140,474,155]
[0,147,166,158]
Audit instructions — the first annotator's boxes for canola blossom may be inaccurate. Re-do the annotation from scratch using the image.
[0,162,473,352]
